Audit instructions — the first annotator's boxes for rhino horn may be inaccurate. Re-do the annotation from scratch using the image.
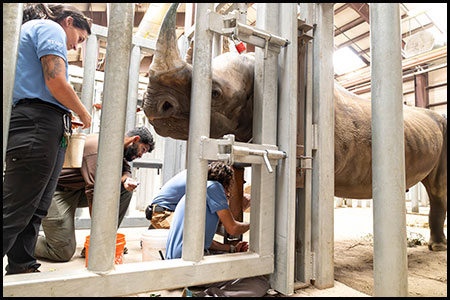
[150,3,185,74]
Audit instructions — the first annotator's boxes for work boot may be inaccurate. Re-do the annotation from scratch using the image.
[5,268,40,275]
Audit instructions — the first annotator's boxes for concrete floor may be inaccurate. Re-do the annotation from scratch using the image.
[3,210,372,297]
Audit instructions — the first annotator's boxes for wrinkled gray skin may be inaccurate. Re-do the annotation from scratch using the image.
[143,3,447,250]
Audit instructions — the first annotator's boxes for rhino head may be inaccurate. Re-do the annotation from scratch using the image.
[143,3,255,142]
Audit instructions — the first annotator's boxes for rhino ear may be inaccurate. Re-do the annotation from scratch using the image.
[185,40,194,64]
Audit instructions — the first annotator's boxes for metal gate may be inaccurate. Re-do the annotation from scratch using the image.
[3,3,299,296]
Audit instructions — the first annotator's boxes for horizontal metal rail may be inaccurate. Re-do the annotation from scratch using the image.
[91,23,156,54]
[3,252,273,297]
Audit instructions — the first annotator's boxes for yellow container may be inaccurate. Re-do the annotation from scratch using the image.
[63,132,86,168]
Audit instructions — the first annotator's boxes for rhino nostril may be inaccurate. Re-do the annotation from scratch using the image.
[162,101,174,112]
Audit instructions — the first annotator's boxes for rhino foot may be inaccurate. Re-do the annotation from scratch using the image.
[428,241,447,251]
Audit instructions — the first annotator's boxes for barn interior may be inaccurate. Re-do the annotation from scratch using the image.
[3,3,447,297]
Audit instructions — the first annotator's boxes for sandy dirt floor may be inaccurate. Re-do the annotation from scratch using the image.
[333,205,447,297]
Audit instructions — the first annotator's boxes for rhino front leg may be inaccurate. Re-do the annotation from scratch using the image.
[422,178,447,251]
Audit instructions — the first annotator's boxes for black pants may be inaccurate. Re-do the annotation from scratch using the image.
[3,99,70,274]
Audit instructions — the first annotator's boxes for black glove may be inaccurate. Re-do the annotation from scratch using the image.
[145,204,153,221]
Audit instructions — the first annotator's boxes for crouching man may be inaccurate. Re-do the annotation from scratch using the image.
[34,126,155,261]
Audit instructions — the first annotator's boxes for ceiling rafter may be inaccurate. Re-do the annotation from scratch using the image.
[348,3,369,23]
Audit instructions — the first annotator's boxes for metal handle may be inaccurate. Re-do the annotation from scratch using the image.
[263,150,273,173]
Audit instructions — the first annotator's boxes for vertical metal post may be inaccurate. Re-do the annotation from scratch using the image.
[419,182,429,207]
[270,3,298,295]
[311,2,335,289]
[212,33,221,58]
[87,3,134,273]
[370,3,408,297]
[182,2,214,262]
[296,2,314,285]
[410,184,419,213]
[184,3,194,36]
[237,3,248,54]
[125,45,141,133]
[80,33,98,134]
[250,3,278,258]
[3,3,23,168]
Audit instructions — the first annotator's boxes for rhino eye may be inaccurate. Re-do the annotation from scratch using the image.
[212,89,222,99]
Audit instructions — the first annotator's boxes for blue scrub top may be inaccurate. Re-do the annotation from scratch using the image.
[151,169,187,211]
[13,19,70,112]
[165,181,229,260]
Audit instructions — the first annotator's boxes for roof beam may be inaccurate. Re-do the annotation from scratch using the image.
[348,3,369,23]
[334,3,350,15]
[334,16,365,37]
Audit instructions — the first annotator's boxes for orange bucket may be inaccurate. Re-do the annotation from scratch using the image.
[84,233,126,267]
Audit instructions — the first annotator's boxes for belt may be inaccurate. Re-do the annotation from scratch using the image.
[153,205,171,212]
[55,185,74,192]
[15,98,69,115]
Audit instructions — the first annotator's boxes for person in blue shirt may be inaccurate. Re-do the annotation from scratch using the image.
[165,162,250,260]
[3,3,92,275]
[146,169,187,229]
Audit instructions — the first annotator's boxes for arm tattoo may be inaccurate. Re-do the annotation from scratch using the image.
[41,55,63,81]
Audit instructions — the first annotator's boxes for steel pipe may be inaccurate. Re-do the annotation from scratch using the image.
[296,3,314,284]
[80,33,98,134]
[370,3,408,297]
[410,183,419,213]
[125,45,141,133]
[250,2,278,259]
[3,3,23,168]
[87,3,134,273]
[182,2,214,262]
[270,2,298,295]
[310,3,335,289]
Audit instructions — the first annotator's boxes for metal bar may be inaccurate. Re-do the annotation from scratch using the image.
[212,32,221,57]
[237,3,248,53]
[182,2,214,263]
[427,101,447,108]
[125,45,141,132]
[3,253,273,297]
[132,35,156,54]
[91,23,108,39]
[311,2,335,289]
[80,33,98,135]
[414,73,428,108]
[87,3,134,273]
[3,3,23,168]
[410,183,419,213]
[426,83,447,90]
[250,2,278,259]
[370,3,408,297]
[296,2,314,285]
[269,3,298,295]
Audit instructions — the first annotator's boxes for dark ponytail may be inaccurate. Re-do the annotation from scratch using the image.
[22,3,53,24]
[22,3,91,35]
